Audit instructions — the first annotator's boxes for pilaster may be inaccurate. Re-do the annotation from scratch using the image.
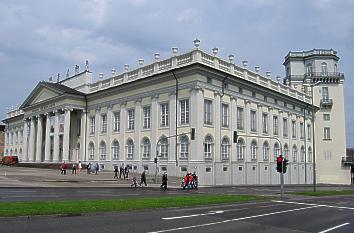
[28,117,36,162]
[44,113,51,162]
[53,111,60,162]
[35,115,43,162]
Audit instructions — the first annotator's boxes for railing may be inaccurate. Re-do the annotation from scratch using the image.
[305,72,344,78]
[320,98,333,107]
[286,49,337,59]
[341,156,353,166]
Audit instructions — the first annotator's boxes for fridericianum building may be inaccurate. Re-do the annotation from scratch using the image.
[3,40,350,185]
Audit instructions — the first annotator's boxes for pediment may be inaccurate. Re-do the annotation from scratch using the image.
[31,88,59,104]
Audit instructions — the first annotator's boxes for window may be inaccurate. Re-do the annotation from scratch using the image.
[308,147,313,162]
[180,136,189,159]
[323,114,330,121]
[237,138,245,160]
[160,137,168,159]
[15,132,18,144]
[283,144,289,159]
[221,104,229,127]
[101,114,107,133]
[292,120,296,139]
[19,131,23,143]
[143,106,151,129]
[204,100,212,125]
[127,139,134,159]
[113,112,120,132]
[50,116,55,133]
[292,145,297,162]
[111,140,119,160]
[59,114,65,133]
[307,124,311,141]
[180,99,189,125]
[250,141,257,160]
[283,118,288,137]
[262,142,269,161]
[128,109,135,130]
[322,87,329,100]
[250,110,257,132]
[99,141,106,160]
[300,122,304,139]
[273,143,280,160]
[90,117,95,135]
[321,62,328,75]
[204,136,213,159]
[306,64,313,75]
[300,146,305,162]
[88,142,95,160]
[221,137,230,160]
[273,116,278,135]
[142,138,151,159]
[324,127,331,140]
[237,107,244,130]
[160,103,169,127]
[262,113,268,134]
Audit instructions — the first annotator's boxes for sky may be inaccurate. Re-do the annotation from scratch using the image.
[0,0,353,147]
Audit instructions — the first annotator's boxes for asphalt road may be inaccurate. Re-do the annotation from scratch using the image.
[0,195,353,233]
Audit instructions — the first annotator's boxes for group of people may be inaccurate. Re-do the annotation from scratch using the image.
[113,164,130,179]
[130,171,168,190]
[86,162,100,175]
[182,172,198,190]
[60,161,82,175]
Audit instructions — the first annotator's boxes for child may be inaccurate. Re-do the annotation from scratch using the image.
[131,176,138,188]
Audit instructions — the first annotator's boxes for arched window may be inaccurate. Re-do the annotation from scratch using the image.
[159,136,168,159]
[127,139,134,160]
[10,149,13,155]
[250,140,257,160]
[14,149,17,156]
[19,148,22,157]
[292,145,298,162]
[142,138,151,159]
[180,135,189,159]
[274,142,280,160]
[221,137,230,160]
[334,64,338,73]
[204,135,213,159]
[306,63,313,75]
[308,147,312,162]
[237,138,245,160]
[111,140,119,160]
[321,62,328,75]
[88,142,94,160]
[300,146,305,162]
[99,141,106,160]
[283,144,289,159]
[5,149,8,156]
[262,141,269,161]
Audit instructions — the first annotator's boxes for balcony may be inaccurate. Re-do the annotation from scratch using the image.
[320,98,333,108]
[305,72,344,83]
[341,156,353,167]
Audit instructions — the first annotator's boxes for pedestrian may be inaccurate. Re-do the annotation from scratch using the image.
[87,162,91,174]
[183,173,189,190]
[114,167,118,179]
[60,162,65,175]
[72,162,77,174]
[61,161,68,175]
[192,172,198,190]
[78,161,82,173]
[119,164,124,179]
[124,165,129,179]
[131,176,138,188]
[160,173,168,190]
[140,170,147,186]
[188,173,193,190]
[95,163,99,175]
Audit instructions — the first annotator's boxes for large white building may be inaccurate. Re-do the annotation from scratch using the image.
[3,41,350,185]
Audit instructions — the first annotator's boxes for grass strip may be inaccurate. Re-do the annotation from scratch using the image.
[0,194,268,217]
[293,189,354,196]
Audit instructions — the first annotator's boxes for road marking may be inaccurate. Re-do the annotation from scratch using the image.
[149,206,317,232]
[162,211,224,220]
[272,200,354,210]
[318,222,350,233]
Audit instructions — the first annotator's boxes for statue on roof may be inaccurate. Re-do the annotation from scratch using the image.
[66,69,70,78]
[85,60,89,71]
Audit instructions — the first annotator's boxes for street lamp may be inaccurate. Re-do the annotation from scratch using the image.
[303,80,321,192]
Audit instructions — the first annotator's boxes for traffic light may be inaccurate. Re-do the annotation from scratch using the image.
[283,158,289,174]
[233,131,238,143]
[191,128,196,140]
[154,158,157,164]
[276,156,283,173]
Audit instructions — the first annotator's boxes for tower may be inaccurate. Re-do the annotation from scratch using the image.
[284,49,349,184]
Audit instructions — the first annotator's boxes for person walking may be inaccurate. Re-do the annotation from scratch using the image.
[160,173,168,190]
[140,170,147,186]
[119,164,124,179]
[114,167,118,179]
[87,163,91,174]
[60,161,68,175]
[72,162,77,175]
[124,165,129,179]
[78,161,82,173]
[95,163,99,175]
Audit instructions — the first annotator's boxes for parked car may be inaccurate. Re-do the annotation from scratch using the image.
[1,156,18,166]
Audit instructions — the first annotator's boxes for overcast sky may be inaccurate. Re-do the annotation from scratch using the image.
[0,0,353,147]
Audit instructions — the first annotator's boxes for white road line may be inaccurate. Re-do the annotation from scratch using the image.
[149,206,318,233]
[318,222,350,233]
[162,211,224,220]
[272,200,354,210]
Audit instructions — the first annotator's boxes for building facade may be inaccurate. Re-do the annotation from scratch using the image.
[3,44,350,185]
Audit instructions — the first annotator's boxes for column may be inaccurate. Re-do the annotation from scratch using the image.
[22,120,29,161]
[53,111,60,162]
[151,95,158,161]
[190,87,203,161]
[28,117,36,162]
[119,104,126,163]
[80,110,87,162]
[62,109,71,162]
[245,100,251,160]
[230,96,237,184]
[107,106,113,161]
[35,115,43,162]
[168,93,176,162]
[214,91,221,162]
[134,100,142,162]
[44,113,51,162]
[4,129,8,156]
